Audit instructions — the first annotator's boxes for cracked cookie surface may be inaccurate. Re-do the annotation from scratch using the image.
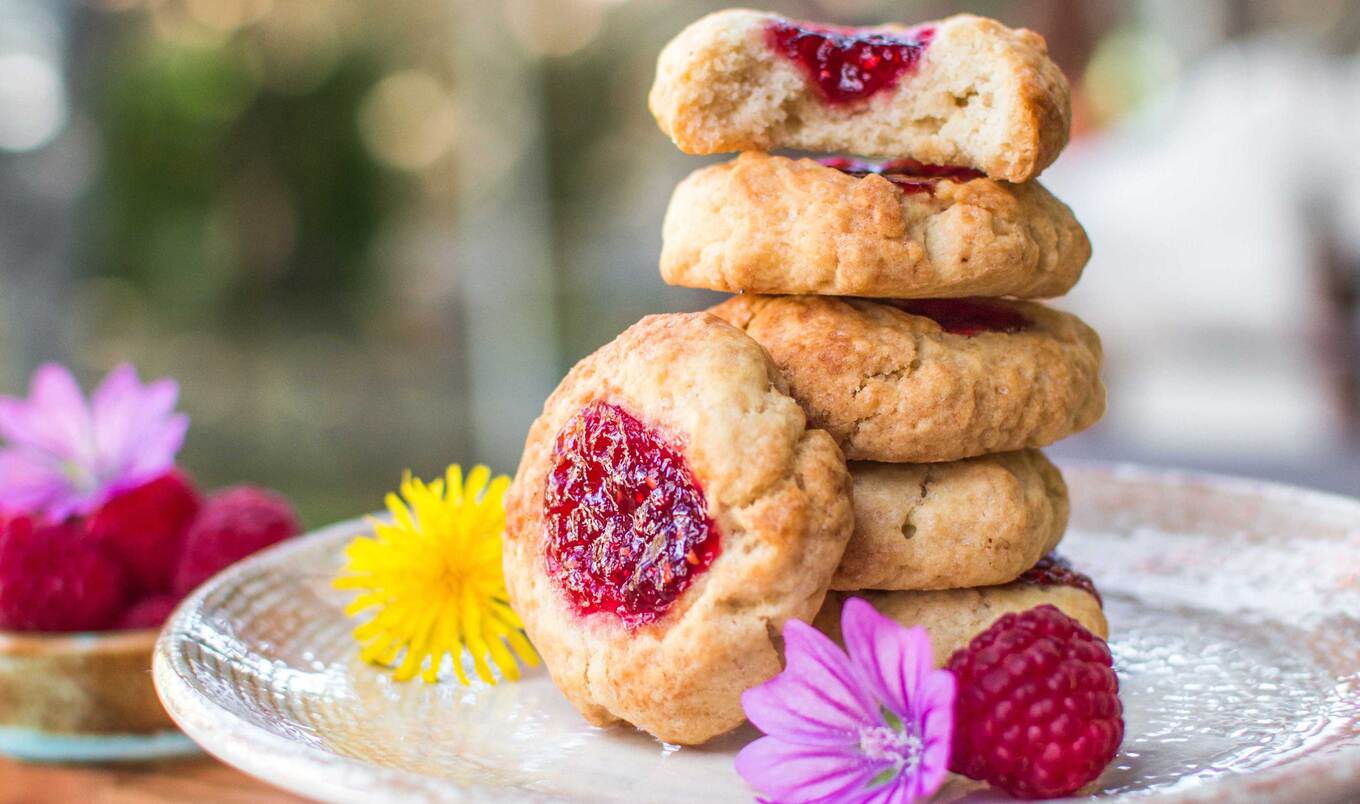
[662,152,1089,299]
[837,450,1068,591]
[648,10,1071,181]
[817,561,1107,665]
[504,313,853,745]
[709,295,1105,462]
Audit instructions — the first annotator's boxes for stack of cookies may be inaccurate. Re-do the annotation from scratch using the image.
[505,8,1110,747]
[651,8,1110,665]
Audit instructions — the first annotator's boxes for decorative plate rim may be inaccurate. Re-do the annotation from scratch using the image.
[152,461,1360,803]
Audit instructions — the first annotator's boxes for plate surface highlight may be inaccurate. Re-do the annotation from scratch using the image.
[154,462,1360,802]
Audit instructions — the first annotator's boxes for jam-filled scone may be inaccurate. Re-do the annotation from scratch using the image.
[836,450,1068,591]
[817,554,1108,665]
[648,10,1070,181]
[709,295,1105,463]
[503,313,853,745]
[662,152,1089,300]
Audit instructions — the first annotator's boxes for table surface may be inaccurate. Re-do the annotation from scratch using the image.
[0,755,303,803]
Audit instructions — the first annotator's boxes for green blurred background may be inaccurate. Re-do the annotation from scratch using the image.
[1,0,1358,526]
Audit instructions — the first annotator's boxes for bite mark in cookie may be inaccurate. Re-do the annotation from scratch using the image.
[649,10,1072,180]
[544,400,720,628]
[765,20,934,104]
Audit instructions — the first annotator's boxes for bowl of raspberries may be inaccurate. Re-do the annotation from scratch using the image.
[0,363,301,761]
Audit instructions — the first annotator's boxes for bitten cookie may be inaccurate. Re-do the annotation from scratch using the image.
[836,450,1068,591]
[661,153,1090,299]
[817,554,1108,665]
[710,296,1105,463]
[649,10,1071,181]
[503,313,854,745]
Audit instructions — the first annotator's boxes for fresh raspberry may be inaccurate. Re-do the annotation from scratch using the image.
[173,487,300,595]
[89,471,201,594]
[114,593,182,630]
[0,515,128,632]
[948,605,1123,799]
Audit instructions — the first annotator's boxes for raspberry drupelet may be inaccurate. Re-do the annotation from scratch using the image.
[948,604,1123,798]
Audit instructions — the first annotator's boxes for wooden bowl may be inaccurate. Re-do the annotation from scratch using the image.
[0,628,197,761]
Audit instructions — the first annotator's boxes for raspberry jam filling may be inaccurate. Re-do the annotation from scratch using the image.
[543,400,720,628]
[1017,553,1102,605]
[820,157,985,195]
[892,298,1032,336]
[766,20,934,104]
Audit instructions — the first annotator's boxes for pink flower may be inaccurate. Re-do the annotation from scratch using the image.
[0,363,188,521]
[736,598,956,804]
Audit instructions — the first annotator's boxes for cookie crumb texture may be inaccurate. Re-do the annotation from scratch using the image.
[661,153,1090,300]
[835,450,1069,591]
[648,10,1071,181]
[710,295,1106,463]
[504,313,853,744]
[544,400,720,628]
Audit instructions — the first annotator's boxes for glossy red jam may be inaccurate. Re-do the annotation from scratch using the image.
[819,157,984,195]
[1017,553,1102,605]
[893,298,1032,336]
[766,20,934,104]
[543,401,720,628]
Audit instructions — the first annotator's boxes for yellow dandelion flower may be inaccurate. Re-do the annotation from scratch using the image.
[334,464,538,684]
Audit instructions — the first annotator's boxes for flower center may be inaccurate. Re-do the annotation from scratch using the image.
[61,458,99,494]
[859,723,923,775]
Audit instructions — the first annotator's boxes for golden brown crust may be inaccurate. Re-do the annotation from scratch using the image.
[836,451,1068,591]
[816,580,1108,667]
[661,152,1090,298]
[649,10,1072,181]
[709,295,1105,463]
[503,313,853,745]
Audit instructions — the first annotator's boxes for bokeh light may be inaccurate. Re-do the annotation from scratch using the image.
[0,53,66,152]
[504,0,605,57]
[358,70,459,172]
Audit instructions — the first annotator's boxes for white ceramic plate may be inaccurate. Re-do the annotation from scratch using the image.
[153,462,1360,803]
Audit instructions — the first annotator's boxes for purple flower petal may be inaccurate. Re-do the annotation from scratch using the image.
[917,672,956,785]
[857,781,907,804]
[842,597,956,801]
[841,598,935,719]
[741,619,879,745]
[0,365,91,461]
[113,411,187,491]
[0,398,31,447]
[27,364,95,459]
[0,449,68,513]
[735,736,881,803]
[90,364,142,463]
[0,363,187,519]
